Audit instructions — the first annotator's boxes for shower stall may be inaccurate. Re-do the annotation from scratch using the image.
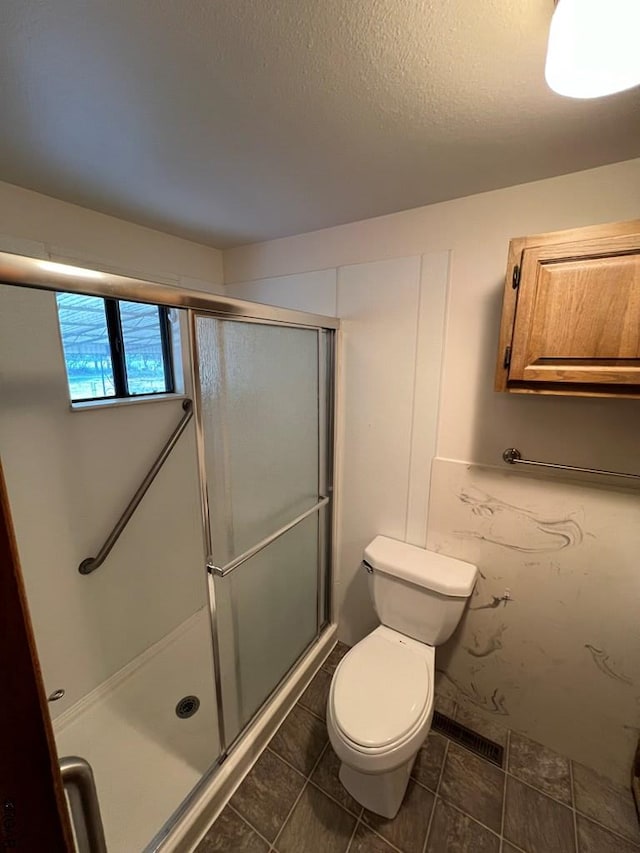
[0,252,339,852]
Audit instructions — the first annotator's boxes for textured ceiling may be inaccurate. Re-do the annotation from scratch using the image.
[1,1,639,248]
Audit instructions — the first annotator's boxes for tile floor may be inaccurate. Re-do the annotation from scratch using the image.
[196,643,640,853]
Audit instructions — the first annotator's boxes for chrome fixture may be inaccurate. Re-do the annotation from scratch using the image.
[79,399,194,574]
[59,756,107,853]
[502,448,640,481]
[208,497,330,578]
[47,688,66,702]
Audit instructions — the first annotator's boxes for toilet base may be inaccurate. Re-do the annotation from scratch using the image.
[338,754,416,819]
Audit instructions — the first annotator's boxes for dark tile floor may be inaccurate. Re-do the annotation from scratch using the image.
[196,643,640,853]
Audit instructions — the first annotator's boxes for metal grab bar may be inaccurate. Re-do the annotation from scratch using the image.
[502,448,640,481]
[209,496,330,578]
[79,398,194,574]
[59,756,108,853]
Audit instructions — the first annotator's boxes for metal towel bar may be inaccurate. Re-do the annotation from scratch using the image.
[79,398,193,575]
[209,496,330,578]
[59,756,107,853]
[502,448,640,481]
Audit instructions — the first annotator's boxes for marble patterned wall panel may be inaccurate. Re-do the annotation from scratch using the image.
[427,457,640,785]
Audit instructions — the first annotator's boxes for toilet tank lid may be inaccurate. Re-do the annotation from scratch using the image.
[364,536,477,597]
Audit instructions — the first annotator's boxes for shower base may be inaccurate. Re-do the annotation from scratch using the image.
[54,609,218,853]
[53,609,337,852]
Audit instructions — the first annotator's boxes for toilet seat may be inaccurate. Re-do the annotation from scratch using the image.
[332,632,430,749]
[327,627,434,774]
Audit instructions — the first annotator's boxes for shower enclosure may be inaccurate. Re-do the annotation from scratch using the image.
[0,252,338,852]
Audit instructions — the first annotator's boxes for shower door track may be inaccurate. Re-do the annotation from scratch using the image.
[0,250,340,331]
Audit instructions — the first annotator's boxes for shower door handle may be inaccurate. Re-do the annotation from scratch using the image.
[59,756,108,853]
[209,496,330,577]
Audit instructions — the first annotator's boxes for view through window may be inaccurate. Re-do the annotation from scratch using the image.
[56,293,175,401]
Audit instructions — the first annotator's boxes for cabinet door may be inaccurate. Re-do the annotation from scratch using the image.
[509,235,640,386]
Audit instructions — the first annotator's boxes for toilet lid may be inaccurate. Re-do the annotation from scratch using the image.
[332,634,430,749]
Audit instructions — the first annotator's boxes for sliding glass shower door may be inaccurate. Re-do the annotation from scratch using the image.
[193,315,332,745]
[0,250,338,852]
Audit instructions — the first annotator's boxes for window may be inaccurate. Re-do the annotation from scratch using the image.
[56,293,175,402]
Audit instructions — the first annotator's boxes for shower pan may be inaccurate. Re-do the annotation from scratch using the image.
[0,252,339,852]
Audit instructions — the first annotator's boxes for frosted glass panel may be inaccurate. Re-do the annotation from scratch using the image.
[216,514,319,741]
[196,317,319,566]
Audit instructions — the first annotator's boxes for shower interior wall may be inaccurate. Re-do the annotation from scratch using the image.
[0,179,225,714]
[0,182,229,851]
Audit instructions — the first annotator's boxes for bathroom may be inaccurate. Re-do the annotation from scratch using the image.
[1,3,640,853]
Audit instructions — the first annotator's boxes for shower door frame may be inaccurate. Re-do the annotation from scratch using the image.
[188,310,336,756]
[0,251,339,852]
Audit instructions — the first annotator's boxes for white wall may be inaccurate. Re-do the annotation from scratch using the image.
[224,157,640,782]
[0,179,224,292]
[0,182,224,716]
[227,253,449,645]
[226,158,640,474]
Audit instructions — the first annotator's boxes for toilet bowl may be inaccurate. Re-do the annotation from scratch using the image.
[327,536,477,818]
[327,626,434,817]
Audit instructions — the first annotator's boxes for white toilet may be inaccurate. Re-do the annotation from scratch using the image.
[327,535,477,818]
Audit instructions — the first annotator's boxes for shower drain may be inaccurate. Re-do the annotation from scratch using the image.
[176,695,200,719]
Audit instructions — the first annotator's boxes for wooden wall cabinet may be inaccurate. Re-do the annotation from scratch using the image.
[495,219,640,398]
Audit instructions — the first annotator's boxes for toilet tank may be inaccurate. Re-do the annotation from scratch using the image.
[364,536,478,646]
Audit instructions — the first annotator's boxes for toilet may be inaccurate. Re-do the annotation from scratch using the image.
[327,535,477,818]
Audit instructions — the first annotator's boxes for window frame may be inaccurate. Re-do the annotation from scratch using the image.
[59,295,176,404]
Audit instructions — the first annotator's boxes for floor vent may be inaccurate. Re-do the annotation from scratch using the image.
[432,710,504,768]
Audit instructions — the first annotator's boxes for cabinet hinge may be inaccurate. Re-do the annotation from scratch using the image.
[503,346,512,369]
[512,264,521,289]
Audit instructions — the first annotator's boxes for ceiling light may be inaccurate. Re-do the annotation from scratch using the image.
[545,0,640,98]
[39,260,104,279]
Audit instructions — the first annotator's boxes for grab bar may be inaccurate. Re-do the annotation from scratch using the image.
[209,496,330,578]
[59,756,107,853]
[79,399,194,574]
[502,447,640,481]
